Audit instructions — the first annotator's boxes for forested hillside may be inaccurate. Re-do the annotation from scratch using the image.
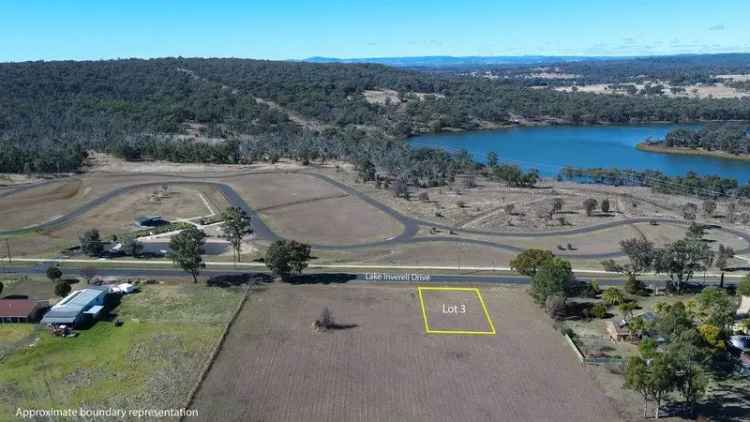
[2,57,750,175]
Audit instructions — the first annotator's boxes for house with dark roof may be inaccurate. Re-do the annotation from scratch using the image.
[41,289,107,327]
[0,299,47,323]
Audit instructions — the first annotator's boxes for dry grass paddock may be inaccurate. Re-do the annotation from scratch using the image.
[2,183,226,257]
[190,283,622,422]
[225,172,346,209]
[259,195,403,245]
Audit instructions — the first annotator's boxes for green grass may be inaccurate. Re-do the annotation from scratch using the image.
[0,283,244,418]
[0,325,34,346]
[1,277,55,300]
[0,325,36,360]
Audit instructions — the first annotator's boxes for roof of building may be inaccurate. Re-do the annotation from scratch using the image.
[42,289,106,322]
[56,289,105,308]
[0,299,41,318]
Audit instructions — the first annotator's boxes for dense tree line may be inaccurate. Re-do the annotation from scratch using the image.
[660,124,750,155]
[0,136,89,173]
[559,167,750,198]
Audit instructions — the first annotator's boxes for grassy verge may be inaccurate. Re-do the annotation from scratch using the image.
[0,282,244,419]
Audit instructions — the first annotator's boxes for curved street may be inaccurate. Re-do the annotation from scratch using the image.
[2,170,749,260]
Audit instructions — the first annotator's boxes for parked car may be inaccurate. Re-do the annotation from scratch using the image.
[730,336,750,352]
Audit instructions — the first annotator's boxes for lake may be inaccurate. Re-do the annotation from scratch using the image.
[410,125,750,183]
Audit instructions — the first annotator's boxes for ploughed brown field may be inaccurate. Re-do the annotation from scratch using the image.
[190,283,622,422]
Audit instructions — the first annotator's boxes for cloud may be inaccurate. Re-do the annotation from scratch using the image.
[708,24,725,31]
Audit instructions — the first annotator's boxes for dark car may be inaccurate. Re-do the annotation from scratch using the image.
[730,336,750,352]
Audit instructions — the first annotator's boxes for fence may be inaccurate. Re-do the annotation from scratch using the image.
[564,334,625,368]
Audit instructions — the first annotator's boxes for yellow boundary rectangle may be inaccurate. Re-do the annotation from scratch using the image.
[417,286,496,335]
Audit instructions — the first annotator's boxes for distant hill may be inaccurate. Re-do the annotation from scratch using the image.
[304,55,619,68]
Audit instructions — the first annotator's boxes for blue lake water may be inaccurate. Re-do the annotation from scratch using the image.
[410,125,750,183]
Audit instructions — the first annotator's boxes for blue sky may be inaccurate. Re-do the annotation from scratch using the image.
[1,0,748,61]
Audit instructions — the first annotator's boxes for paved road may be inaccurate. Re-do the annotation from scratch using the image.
[2,170,749,259]
[3,264,742,290]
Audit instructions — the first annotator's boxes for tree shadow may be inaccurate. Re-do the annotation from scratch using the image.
[320,323,359,331]
[287,273,358,285]
[206,272,274,287]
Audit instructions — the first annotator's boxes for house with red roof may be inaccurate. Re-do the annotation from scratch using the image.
[0,299,47,323]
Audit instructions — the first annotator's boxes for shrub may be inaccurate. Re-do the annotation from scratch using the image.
[545,295,566,320]
[602,288,625,305]
[624,275,643,295]
[591,303,608,319]
[601,198,611,213]
[54,281,72,298]
[570,281,600,298]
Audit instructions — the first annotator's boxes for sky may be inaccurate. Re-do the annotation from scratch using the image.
[1,0,748,62]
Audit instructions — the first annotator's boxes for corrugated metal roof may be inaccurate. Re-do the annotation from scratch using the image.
[42,289,106,323]
[55,289,105,309]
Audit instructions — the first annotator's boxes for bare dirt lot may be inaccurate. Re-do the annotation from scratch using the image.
[226,172,346,209]
[191,283,622,422]
[260,195,403,245]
